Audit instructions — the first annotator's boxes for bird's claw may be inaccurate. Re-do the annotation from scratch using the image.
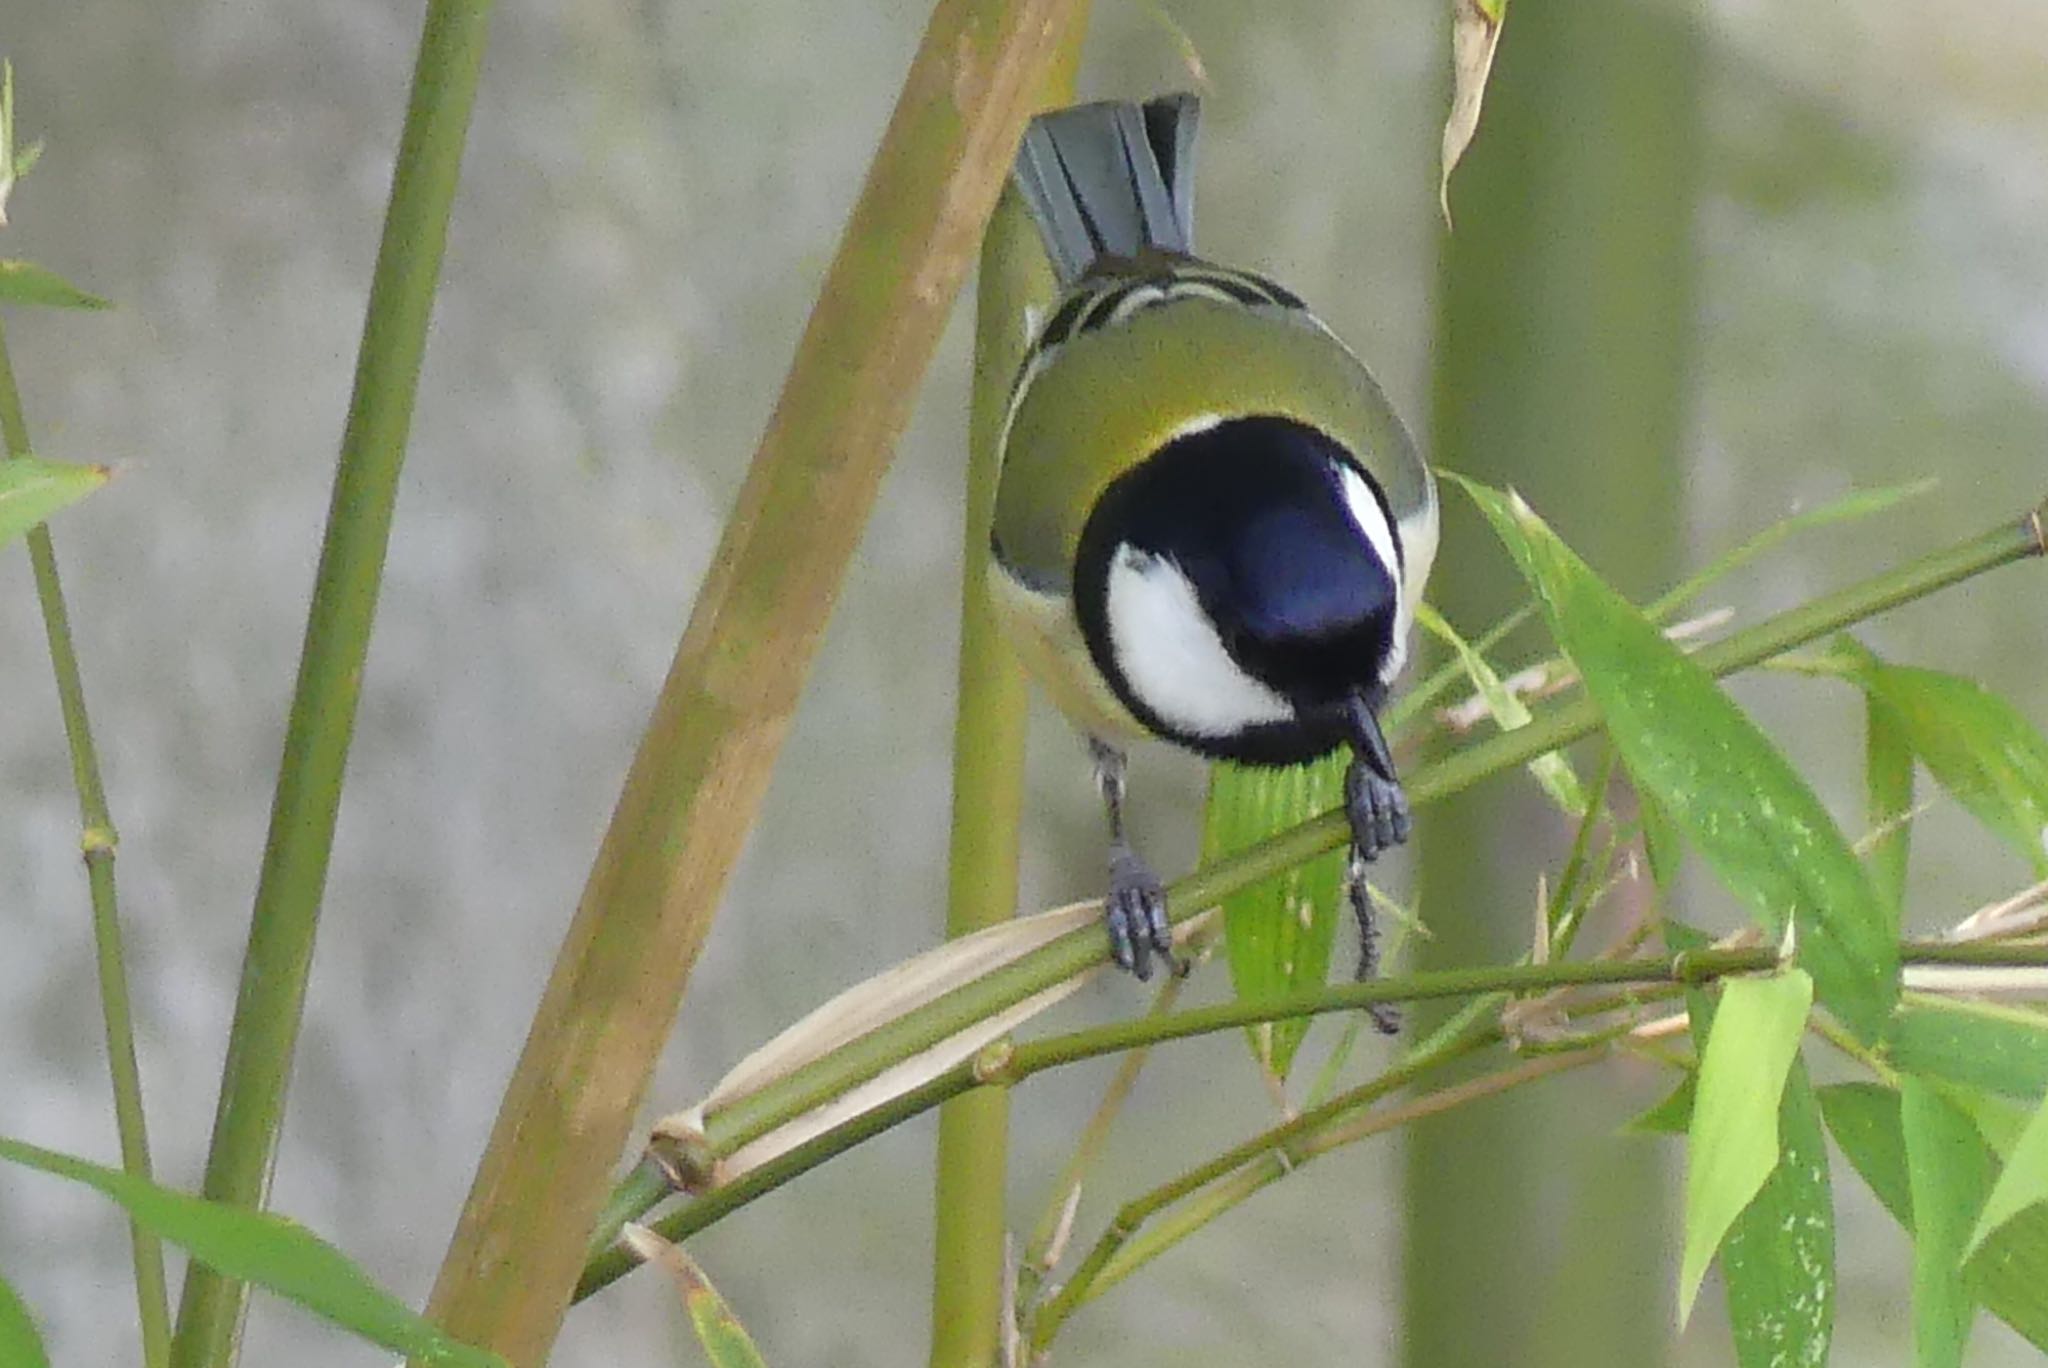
[1106,847,1180,981]
[1344,759,1412,864]
[1345,804,1407,1037]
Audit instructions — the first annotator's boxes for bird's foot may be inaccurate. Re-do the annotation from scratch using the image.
[1344,754,1412,863]
[1345,810,1405,1037]
[1106,843,1181,981]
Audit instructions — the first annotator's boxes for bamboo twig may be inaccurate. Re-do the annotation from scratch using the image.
[671,503,2047,1174]
[1,319,171,1368]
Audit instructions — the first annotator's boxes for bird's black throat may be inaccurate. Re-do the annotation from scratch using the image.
[1074,414,1402,767]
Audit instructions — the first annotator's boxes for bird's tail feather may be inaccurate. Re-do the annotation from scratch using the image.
[1012,94,1199,285]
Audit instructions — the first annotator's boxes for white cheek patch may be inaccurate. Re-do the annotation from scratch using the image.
[1335,462,1413,685]
[1104,545,1295,739]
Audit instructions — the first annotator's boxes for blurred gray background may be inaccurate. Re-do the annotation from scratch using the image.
[1,1,2044,1364]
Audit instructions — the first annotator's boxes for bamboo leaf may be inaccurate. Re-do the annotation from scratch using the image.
[0,1276,48,1368]
[1892,997,2048,1102]
[1417,603,1586,815]
[1637,785,1685,893]
[1456,477,1898,1040]
[0,1137,505,1367]
[1623,1072,1695,1137]
[1967,1092,2048,1261]
[1439,0,1508,224]
[622,1227,771,1368]
[1649,480,1938,620]
[1865,685,1916,921]
[0,454,108,548]
[1721,1060,1834,1368]
[1679,969,1815,1322]
[1901,1078,1988,1368]
[1821,1082,2048,1353]
[1206,755,1346,1081]
[0,260,110,310]
[1834,643,2048,876]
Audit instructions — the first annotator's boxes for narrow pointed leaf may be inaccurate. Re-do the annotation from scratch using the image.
[1623,1072,1695,1137]
[0,455,109,548]
[1417,603,1586,815]
[624,1227,771,1368]
[1892,998,2048,1102]
[1637,785,1685,893]
[1821,1082,2048,1353]
[0,260,110,310]
[0,1276,48,1368]
[1835,645,2048,876]
[1206,755,1346,1081]
[1680,969,1815,1322]
[1865,687,1916,921]
[0,1137,505,1366]
[1967,1093,2048,1261]
[1720,1059,1834,1368]
[1648,480,1937,620]
[1901,1078,1987,1368]
[1457,478,1897,1040]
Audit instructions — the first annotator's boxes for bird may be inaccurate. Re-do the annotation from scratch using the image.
[988,93,1439,999]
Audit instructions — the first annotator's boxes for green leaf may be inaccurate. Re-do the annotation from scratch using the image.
[0,260,110,310]
[1648,480,1938,620]
[1821,1082,2048,1353]
[1968,1091,2048,1261]
[0,1276,48,1368]
[1439,0,1508,224]
[0,455,109,547]
[0,1137,505,1367]
[1456,477,1898,1040]
[1865,685,1916,921]
[1680,969,1815,1322]
[1902,1078,1988,1368]
[1623,1072,1695,1137]
[1892,997,2048,1102]
[1637,785,1685,893]
[1721,1060,1834,1368]
[626,1227,772,1368]
[1417,602,1586,815]
[1206,755,1347,1082]
[1835,644,2048,877]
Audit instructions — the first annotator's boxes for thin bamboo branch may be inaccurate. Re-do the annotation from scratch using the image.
[0,320,171,1368]
[677,503,2046,1169]
[420,4,1088,1364]
[173,2,496,1362]
[580,939,2048,1300]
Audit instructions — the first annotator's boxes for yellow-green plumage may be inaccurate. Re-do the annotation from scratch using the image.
[990,287,1437,742]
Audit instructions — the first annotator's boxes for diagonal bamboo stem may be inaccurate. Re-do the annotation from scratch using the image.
[418,4,1088,1364]
[1,320,171,1368]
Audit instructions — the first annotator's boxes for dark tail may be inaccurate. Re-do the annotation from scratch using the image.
[1012,94,1199,286]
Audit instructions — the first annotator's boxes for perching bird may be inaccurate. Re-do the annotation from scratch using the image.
[989,94,1438,994]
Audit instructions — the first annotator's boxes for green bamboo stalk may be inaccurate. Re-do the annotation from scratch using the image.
[171,2,497,1364]
[928,24,1082,1357]
[671,502,2043,1166]
[417,5,1087,1364]
[0,321,171,1368]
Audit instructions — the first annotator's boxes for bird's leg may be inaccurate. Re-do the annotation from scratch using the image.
[1343,690,1409,1034]
[1089,738,1181,981]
